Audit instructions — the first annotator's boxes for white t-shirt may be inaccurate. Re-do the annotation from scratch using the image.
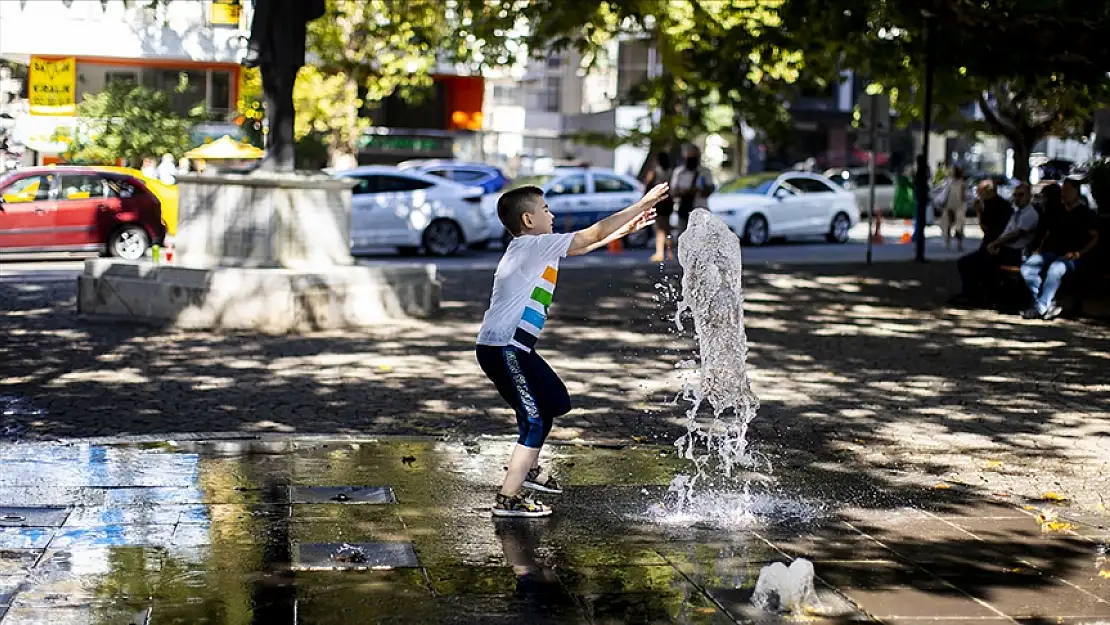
[1001,203,1040,250]
[477,232,575,351]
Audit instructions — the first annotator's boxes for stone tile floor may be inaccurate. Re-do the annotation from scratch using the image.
[0,437,1106,624]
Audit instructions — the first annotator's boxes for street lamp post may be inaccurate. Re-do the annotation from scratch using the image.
[914,13,934,263]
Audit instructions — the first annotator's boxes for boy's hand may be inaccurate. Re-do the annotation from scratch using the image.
[618,206,657,236]
[640,183,669,208]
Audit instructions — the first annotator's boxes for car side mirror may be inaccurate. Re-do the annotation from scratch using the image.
[773,187,789,200]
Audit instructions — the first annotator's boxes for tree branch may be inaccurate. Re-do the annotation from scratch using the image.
[978,93,1020,139]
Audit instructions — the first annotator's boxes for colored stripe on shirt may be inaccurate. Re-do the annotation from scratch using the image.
[521,306,546,330]
[531,287,553,308]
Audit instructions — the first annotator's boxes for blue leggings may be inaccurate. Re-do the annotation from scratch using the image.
[476,345,571,449]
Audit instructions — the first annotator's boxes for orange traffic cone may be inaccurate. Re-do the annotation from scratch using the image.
[900,220,912,244]
[607,238,623,253]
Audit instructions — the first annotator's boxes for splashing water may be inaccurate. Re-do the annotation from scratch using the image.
[650,208,764,524]
[751,559,821,613]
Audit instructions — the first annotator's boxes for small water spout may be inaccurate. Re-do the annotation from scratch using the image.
[751,558,820,613]
[331,543,368,563]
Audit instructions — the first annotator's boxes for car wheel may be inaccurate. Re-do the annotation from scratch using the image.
[743,214,769,246]
[109,225,150,260]
[422,219,463,257]
[827,212,852,243]
[624,225,652,248]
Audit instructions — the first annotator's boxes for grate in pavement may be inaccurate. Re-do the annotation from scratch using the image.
[293,542,419,571]
[289,486,396,504]
[0,507,69,528]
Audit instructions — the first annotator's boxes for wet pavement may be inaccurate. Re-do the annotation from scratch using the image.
[0,437,1106,624]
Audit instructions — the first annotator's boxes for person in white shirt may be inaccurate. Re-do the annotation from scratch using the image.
[952,183,1037,307]
[476,182,669,517]
[669,144,715,238]
[157,153,177,185]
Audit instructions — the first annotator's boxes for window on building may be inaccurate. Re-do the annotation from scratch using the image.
[146,70,206,116]
[541,77,561,113]
[209,71,232,117]
[492,84,519,105]
[105,72,137,87]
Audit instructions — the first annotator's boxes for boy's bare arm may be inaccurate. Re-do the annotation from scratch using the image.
[567,183,669,256]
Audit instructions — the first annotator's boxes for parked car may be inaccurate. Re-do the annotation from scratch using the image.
[332,166,498,257]
[95,166,179,235]
[482,168,648,247]
[823,167,896,216]
[709,171,859,246]
[0,166,166,259]
[398,160,510,194]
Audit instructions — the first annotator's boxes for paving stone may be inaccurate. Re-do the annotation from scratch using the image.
[289,486,396,505]
[293,542,419,571]
[0,508,69,528]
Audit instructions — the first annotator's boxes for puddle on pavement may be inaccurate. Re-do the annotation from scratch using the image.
[0,438,1102,624]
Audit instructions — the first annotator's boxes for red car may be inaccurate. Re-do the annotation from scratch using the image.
[0,166,166,260]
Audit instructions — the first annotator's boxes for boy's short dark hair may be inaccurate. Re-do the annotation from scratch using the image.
[498,186,544,235]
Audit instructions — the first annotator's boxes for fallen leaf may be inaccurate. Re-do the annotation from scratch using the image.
[993,492,1011,498]
[986,460,1003,468]
[1098,570,1110,579]
[1041,491,1068,502]
[378,364,393,372]
[631,436,646,443]
[933,482,951,490]
[1040,521,1076,532]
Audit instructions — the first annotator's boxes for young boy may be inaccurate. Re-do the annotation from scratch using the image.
[477,182,670,517]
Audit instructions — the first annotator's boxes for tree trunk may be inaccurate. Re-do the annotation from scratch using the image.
[1012,139,1032,184]
[327,73,361,169]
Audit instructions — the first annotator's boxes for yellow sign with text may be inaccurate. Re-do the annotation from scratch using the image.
[29,56,77,116]
[210,0,242,26]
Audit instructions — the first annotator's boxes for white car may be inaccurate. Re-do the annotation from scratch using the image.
[709,171,859,246]
[481,168,648,247]
[824,167,897,216]
[331,166,499,256]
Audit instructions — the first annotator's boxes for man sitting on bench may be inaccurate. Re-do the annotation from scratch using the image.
[1020,179,1100,320]
[951,183,1036,307]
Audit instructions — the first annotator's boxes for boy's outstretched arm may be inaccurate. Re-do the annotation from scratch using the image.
[567,183,670,256]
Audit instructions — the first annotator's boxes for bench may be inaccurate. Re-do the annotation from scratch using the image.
[996,215,1110,317]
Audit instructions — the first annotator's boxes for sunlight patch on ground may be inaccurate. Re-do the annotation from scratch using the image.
[52,367,150,384]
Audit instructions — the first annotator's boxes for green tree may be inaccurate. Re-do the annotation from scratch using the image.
[478,0,804,165]
[782,0,1110,181]
[290,0,514,164]
[59,78,205,167]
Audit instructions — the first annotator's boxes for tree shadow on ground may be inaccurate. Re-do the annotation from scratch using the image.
[1,261,1108,507]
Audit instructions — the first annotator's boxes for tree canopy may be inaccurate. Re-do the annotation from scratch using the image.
[782,0,1110,180]
[474,0,806,153]
[58,78,204,167]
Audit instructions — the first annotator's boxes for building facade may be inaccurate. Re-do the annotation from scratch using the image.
[0,0,248,164]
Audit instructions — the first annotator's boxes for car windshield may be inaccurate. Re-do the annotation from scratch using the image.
[719,173,779,195]
[506,174,555,190]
